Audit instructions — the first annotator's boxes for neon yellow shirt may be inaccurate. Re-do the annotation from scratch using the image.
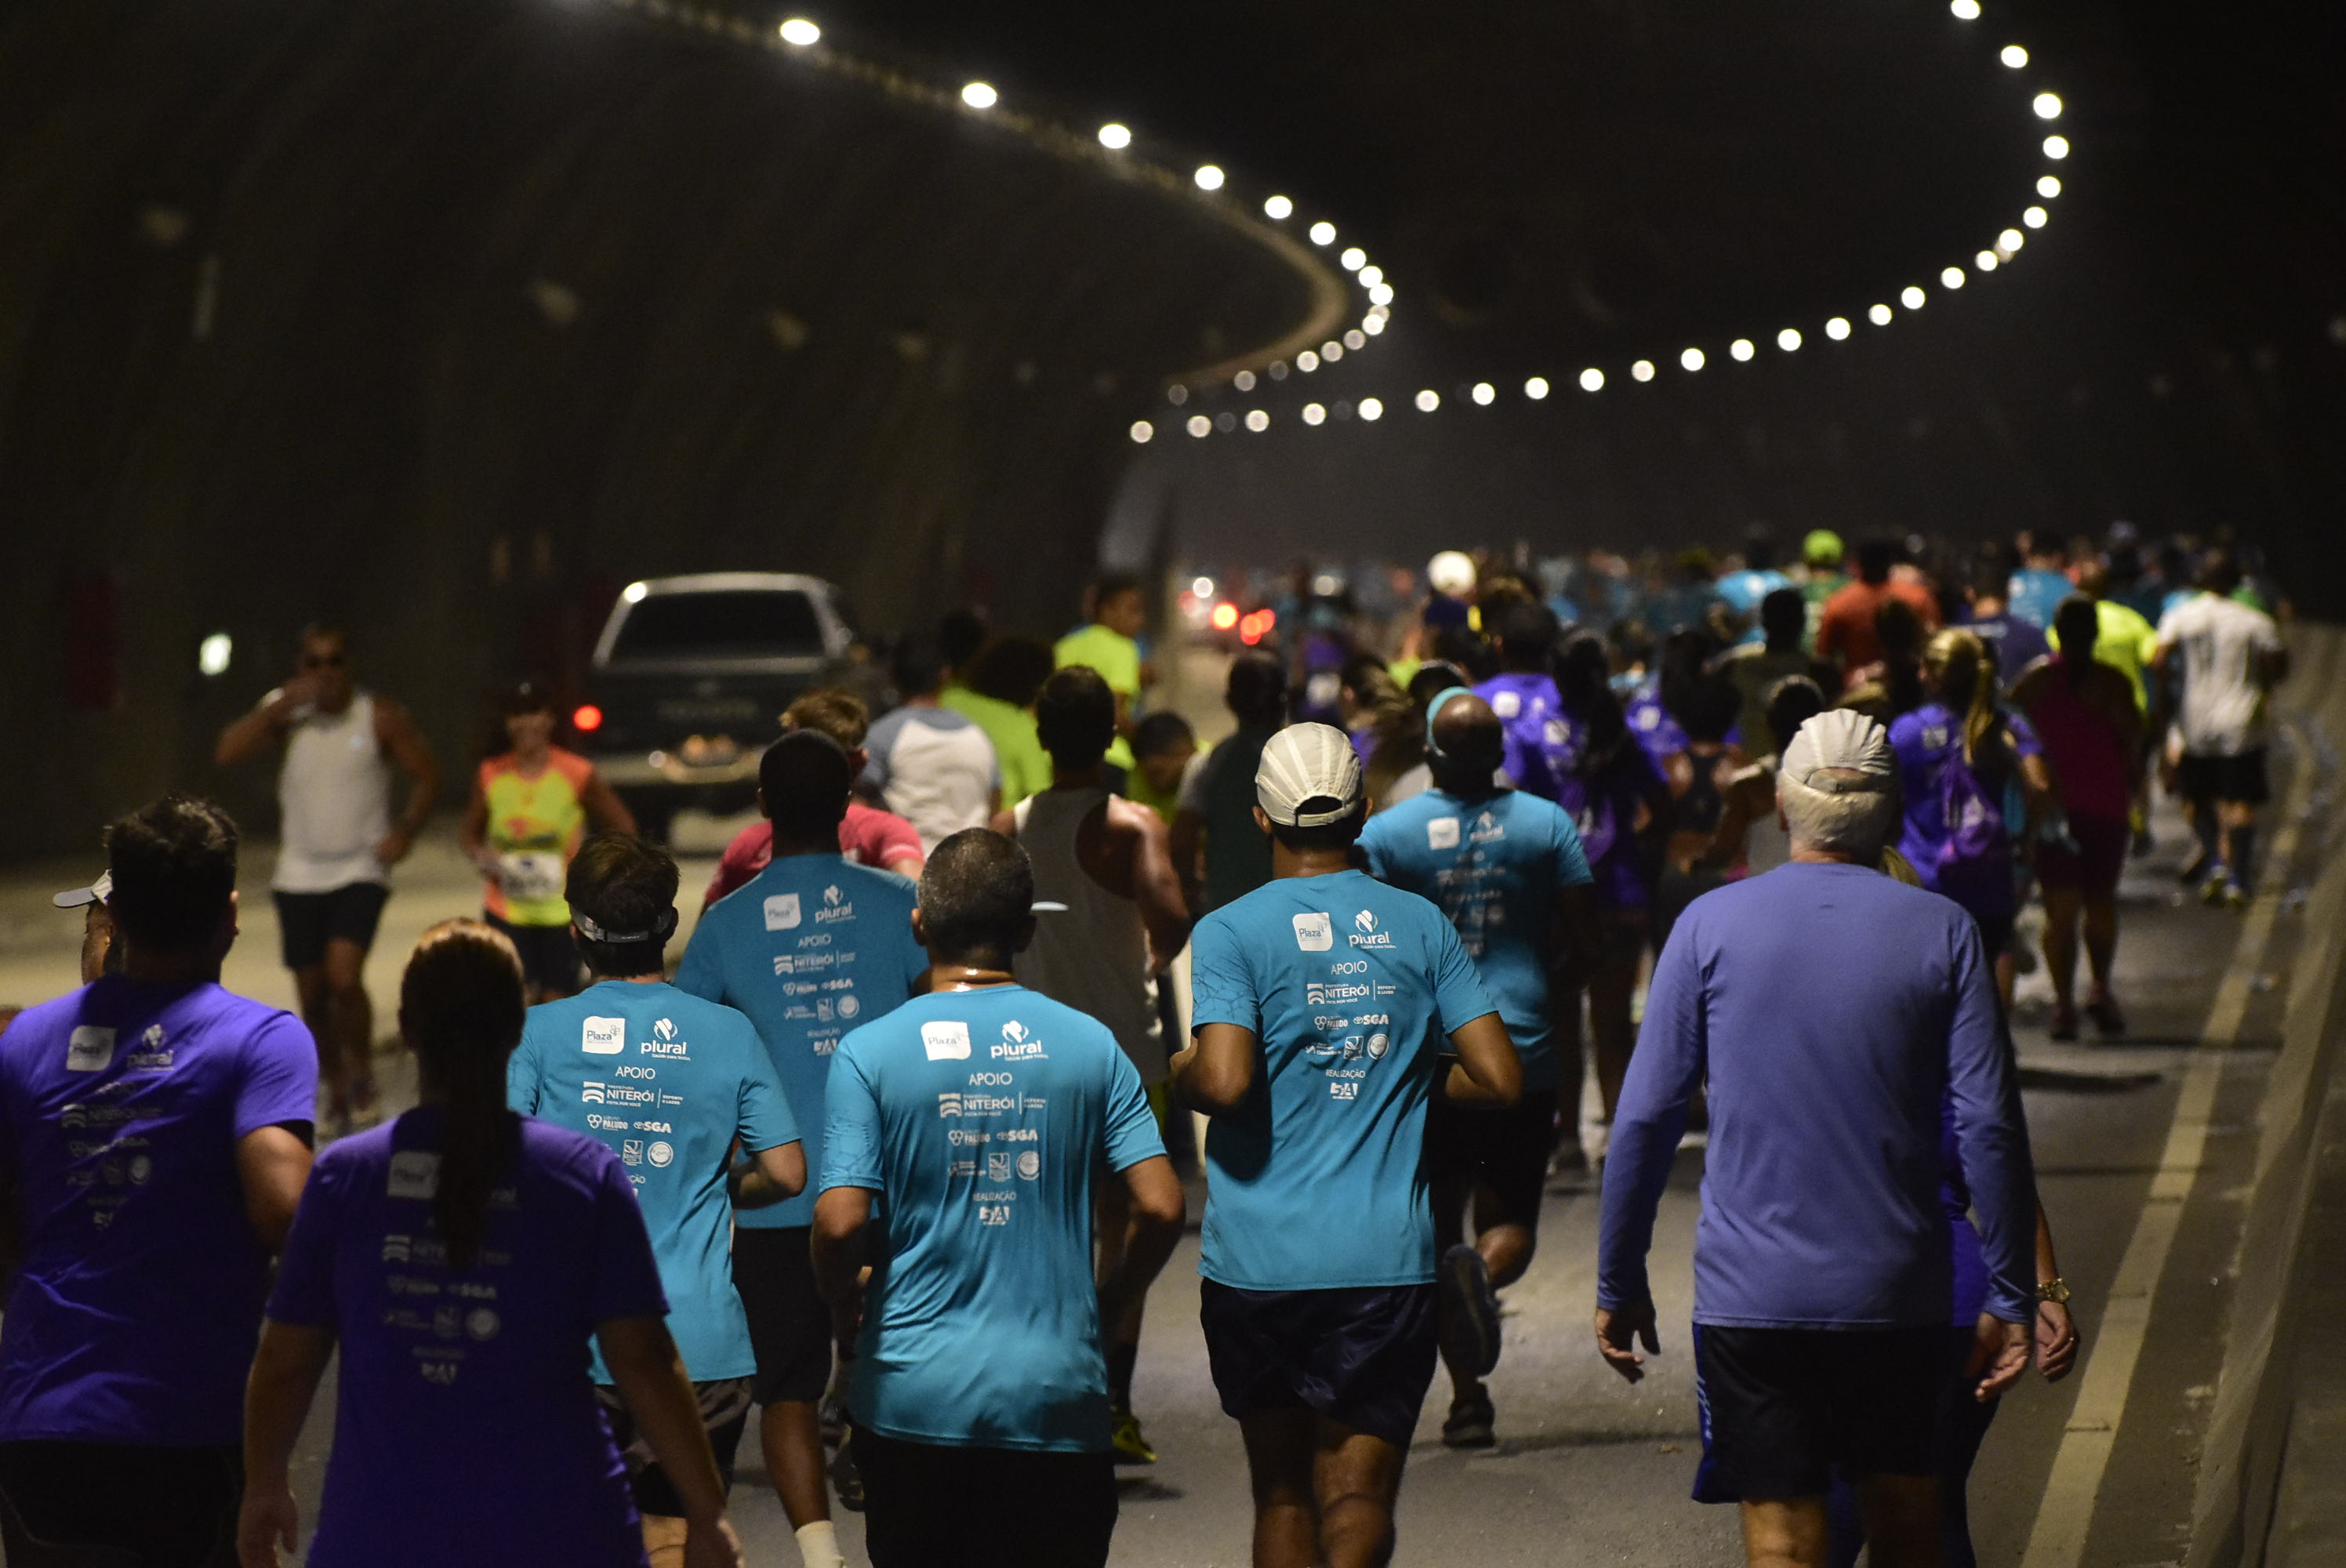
[939,685,1052,808]
[2050,599,2159,711]
[480,750,594,927]
[1054,623,1143,770]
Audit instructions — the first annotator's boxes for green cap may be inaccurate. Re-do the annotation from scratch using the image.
[1803,528,1845,567]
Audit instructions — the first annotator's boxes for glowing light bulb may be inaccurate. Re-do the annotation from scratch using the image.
[2038,175,2062,198]
[1302,403,1327,425]
[2033,93,2063,120]
[1356,265,1383,287]
[1321,340,1344,361]
[2023,205,2049,228]
[1097,123,1131,150]
[1340,247,1367,271]
[1193,165,1224,191]
[1730,339,1755,362]
[1527,376,1552,399]
[1472,382,1495,405]
[2000,227,2025,251]
[1193,577,1215,597]
[1901,285,1927,309]
[1358,397,1384,421]
[2043,134,2070,159]
[1778,328,1803,351]
[1680,347,1705,372]
[1309,221,1337,246]
[961,81,997,109]
[1578,368,1603,392]
[2001,45,2028,67]
[1367,283,1395,306]
[198,632,232,675]
[1297,350,1320,372]
[1361,314,1385,335]
[1186,415,1211,438]
[1245,409,1269,432]
[1263,194,1293,220]
[1414,389,1440,412]
[1950,0,1981,17]
[777,17,820,45]
[1826,317,1852,339]
[1129,420,1153,443]
[1632,359,1656,382]
[623,581,649,603]
[1974,250,1998,271]
[1941,267,1966,289]
[1868,303,1894,326]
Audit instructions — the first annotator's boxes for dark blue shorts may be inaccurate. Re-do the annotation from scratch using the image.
[1199,1279,1439,1448]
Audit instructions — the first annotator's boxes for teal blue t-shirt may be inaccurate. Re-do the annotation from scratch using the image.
[821,986,1164,1453]
[1360,789,1593,1091]
[508,980,797,1382]
[676,853,927,1229]
[1187,869,1500,1290]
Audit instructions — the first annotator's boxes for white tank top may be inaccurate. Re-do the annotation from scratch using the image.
[274,691,394,893]
[1011,789,1165,1085]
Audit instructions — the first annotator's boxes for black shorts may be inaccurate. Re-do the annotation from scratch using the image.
[596,1377,753,1517]
[856,1428,1116,1568]
[273,882,389,971]
[486,913,582,996]
[0,1439,241,1567]
[732,1225,834,1405]
[1425,1094,1557,1229]
[1693,1324,1950,1498]
[2177,748,2270,807]
[1199,1279,1439,1448]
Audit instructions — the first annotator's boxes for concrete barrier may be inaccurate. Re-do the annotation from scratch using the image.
[2187,623,2346,1566]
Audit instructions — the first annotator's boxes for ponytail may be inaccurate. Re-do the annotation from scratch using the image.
[1922,628,2004,769]
[1960,652,1999,768]
[398,920,525,1269]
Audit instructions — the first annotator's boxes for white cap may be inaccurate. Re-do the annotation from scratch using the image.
[1781,709,1895,794]
[1255,723,1365,827]
[1427,550,1476,597]
[53,871,111,910]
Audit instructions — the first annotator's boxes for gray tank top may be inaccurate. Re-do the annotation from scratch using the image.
[1011,789,1166,1085]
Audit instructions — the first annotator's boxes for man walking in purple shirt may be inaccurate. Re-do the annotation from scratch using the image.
[1594,711,2040,1568]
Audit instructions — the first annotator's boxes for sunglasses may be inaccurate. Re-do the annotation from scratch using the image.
[299,652,347,669]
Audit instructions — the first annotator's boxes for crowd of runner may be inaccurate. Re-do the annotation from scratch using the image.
[0,523,2291,1568]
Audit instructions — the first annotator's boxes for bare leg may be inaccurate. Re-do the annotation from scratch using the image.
[289,965,340,1118]
[1239,1404,1320,1568]
[1429,1171,1481,1409]
[1312,1419,1407,1568]
[641,1514,688,1568]
[762,1401,830,1528]
[2040,885,2082,1021]
[1590,949,1640,1123]
[1741,1497,1829,1568]
[1857,1473,1947,1568]
[2083,893,2119,998]
[321,937,375,1112]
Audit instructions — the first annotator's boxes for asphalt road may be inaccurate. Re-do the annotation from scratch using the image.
[0,775,2318,1566]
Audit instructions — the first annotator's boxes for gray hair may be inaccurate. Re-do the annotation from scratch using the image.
[1778,766,1901,859]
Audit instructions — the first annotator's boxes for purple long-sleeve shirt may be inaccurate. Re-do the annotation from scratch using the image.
[1596,862,2039,1327]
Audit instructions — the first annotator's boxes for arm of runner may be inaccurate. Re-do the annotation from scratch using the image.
[811,1186,876,1343]
[238,1319,335,1567]
[372,699,441,867]
[2034,1203,2079,1382]
[729,1141,807,1210]
[1171,1023,1258,1114]
[1945,920,2042,1394]
[1124,804,1194,971]
[1552,883,1605,989]
[215,681,310,768]
[1098,1156,1183,1326]
[579,768,637,835]
[598,1316,746,1568]
[1168,810,1206,916]
[1440,1011,1522,1108]
[459,768,498,877]
[235,1126,314,1250]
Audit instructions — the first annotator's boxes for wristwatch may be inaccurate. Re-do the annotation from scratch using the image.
[2035,1278,2072,1305]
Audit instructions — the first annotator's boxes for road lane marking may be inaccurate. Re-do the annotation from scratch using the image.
[2020,644,2332,1568]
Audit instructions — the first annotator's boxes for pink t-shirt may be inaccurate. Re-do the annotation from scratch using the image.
[703,804,925,906]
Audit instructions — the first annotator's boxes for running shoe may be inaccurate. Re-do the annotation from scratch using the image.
[1442,1392,1497,1449]
[2179,851,2216,887]
[829,1433,866,1512]
[2086,996,2126,1037]
[2048,1004,2079,1043]
[2214,881,2251,909]
[1109,1406,1158,1465]
[2200,869,2235,906]
[1437,1244,1502,1378]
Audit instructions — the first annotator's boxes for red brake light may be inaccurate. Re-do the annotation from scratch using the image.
[572,704,603,732]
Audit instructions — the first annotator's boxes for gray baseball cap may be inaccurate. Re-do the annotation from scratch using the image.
[53,871,111,909]
[1255,723,1365,827]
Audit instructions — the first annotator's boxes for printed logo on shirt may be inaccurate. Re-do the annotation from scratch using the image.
[581,1016,626,1055]
[1427,817,1461,850]
[1471,811,1505,844]
[653,1017,677,1042]
[1544,719,1571,746]
[814,885,854,924]
[772,955,795,975]
[648,1142,674,1168]
[937,1092,963,1117]
[1293,913,1334,952]
[581,1081,608,1104]
[1367,1033,1390,1058]
[764,894,802,931]
[467,1308,501,1341]
[1636,707,1659,731]
[641,1018,689,1058]
[387,1151,441,1200]
[837,994,860,1018]
[622,1139,644,1166]
[993,1020,1046,1061]
[1491,691,1522,718]
[1349,910,1393,949]
[1016,1150,1040,1180]
[923,1021,972,1060]
[987,1151,1012,1181]
[64,1026,116,1074]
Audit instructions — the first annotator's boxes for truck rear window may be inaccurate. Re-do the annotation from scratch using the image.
[609,591,824,661]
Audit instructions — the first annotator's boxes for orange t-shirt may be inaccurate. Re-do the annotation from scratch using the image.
[1815,579,1941,672]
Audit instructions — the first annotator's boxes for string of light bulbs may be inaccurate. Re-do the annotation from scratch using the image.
[1132,0,2071,445]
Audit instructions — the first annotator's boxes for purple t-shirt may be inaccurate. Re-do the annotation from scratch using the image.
[1888,702,2045,917]
[1472,672,1575,801]
[1625,682,1690,768]
[268,1111,665,1568]
[1597,863,2038,1327]
[0,979,316,1446]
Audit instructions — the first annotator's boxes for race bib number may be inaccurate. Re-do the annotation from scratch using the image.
[498,852,565,903]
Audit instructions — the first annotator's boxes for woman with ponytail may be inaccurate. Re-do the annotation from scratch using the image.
[1888,630,2056,1009]
[237,920,746,1568]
